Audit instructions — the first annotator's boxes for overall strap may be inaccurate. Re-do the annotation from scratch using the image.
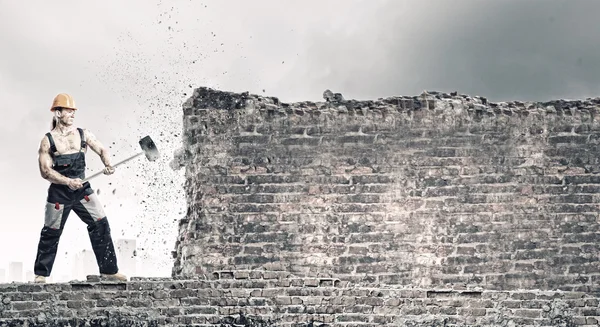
[45,133,57,155]
[77,128,87,150]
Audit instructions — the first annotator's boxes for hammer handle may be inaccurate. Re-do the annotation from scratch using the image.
[83,151,144,182]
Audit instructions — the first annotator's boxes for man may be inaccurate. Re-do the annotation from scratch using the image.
[33,93,127,283]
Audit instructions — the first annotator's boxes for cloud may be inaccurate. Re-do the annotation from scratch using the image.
[280,0,600,102]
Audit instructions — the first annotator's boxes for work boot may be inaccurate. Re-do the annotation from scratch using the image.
[100,272,127,282]
[34,275,46,284]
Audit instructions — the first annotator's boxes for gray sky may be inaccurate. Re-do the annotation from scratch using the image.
[1,0,600,281]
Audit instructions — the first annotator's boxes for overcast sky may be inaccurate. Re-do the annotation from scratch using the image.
[1,0,600,281]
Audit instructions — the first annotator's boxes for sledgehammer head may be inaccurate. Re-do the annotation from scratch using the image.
[139,136,160,161]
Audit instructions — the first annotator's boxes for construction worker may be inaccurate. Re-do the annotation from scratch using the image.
[33,93,127,283]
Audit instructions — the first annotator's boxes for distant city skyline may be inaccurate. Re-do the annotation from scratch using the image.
[0,238,153,283]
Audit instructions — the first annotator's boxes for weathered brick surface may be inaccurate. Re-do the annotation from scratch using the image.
[1,275,599,326]
[172,87,600,294]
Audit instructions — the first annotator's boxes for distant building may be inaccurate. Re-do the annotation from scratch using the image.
[25,271,34,283]
[71,249,98,280]
[138,253,172,278]
[116,239,137,276]
[8,262,23,282]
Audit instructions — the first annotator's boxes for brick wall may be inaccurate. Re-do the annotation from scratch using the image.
[1,274,599,326]
[172,88,600,294]
[3,88,600,326]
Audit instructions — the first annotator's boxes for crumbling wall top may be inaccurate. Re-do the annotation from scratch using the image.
[184,86,600,116]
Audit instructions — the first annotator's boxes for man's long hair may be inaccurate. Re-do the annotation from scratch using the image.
[51,107,62,130]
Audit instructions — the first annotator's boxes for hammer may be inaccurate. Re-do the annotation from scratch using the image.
[83,135,160,182]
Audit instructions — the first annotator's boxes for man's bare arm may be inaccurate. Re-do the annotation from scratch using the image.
[85,129,112,167]
[38,136,71,185]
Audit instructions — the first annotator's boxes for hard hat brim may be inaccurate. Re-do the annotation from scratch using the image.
[51,106,78,111]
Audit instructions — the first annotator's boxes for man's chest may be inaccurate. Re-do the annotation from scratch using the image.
[51,132,84,155]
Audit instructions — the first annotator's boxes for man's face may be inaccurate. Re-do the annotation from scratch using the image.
[57,108,76,125]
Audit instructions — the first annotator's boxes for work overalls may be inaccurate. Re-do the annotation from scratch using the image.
[33,128,119,277]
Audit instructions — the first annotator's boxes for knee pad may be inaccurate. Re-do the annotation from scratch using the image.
[87,217,111,234]
[40,226,62,240]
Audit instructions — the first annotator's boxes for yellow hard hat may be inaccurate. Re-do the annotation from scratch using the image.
[50,93,77,111]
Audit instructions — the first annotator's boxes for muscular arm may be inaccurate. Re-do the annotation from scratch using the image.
[38,136,71,185]
[85,129,112,167]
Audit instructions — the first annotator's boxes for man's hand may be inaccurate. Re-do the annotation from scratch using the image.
[67,178,84,191]
[103,166,115,175]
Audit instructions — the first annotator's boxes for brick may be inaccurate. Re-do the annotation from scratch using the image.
[548,135,588,144]
[581,308,600,316]
[96,283,126,291]
[59,292,85,301]
[568,263,600,274]
[336,314,370,322]
[249,298,267,306]
[157,307,182,316]
[0,285,17,292]
[515,309,541,318]
[275,297,292,305]
[318,279,336,287]
[260,288,280,297]
[281,137,321,146]
[3,293,32,301]
[179,297,208,306]
[233,135,271,145]
[234,271,250,279]
[126,299,153,307]
[152,290,169,299]
[303,279,319,287]
[184,306,218,315]
[16,285,43,293]
[570,316,587,325]
[357,297,384,306]
[126,282,155,291]
[170,289,198,299]
[66,300,95,309]
[32,293,54,301]
[177,315,207,324]
[96,299,126,307]
[10,302,40,310]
